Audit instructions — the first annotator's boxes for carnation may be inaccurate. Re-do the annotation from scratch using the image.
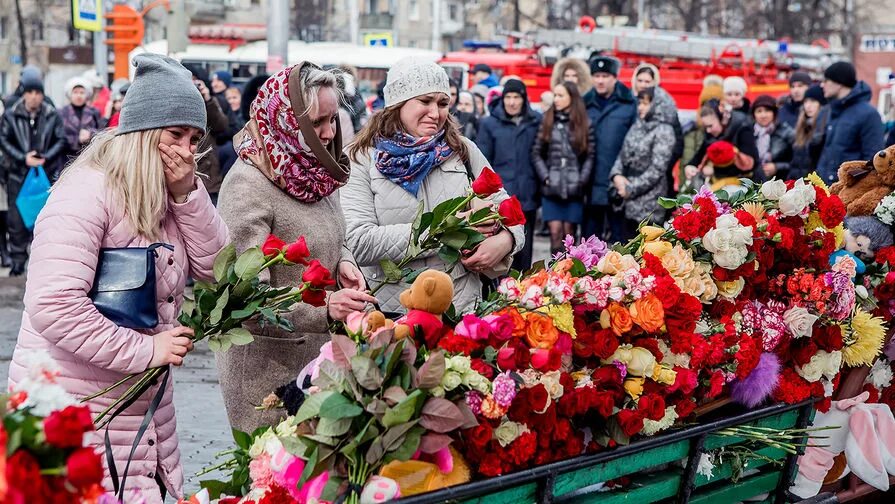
[639,406,679,436]
[874,192,895,225]
[867,358,894,391]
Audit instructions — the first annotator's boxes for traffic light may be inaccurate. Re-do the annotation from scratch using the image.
[105,5,144,79]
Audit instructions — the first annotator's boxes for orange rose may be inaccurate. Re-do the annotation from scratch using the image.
[525,312,560,349]
[629,293,665,333]
[499,308,527,337]
[606,302,633,337]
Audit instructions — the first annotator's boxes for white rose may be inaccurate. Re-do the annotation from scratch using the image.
[796,354,825,382]
[716,278,746,300]
[249,430,276,458]
[442,371,463,391]
[494,421,526,447]
[540,370,565,400]
[449,355,471,374]
[783,307,819,339]
[760,179,787,201]
[822,351,843,380]
[712,247,749,270]
[778,180,815,216]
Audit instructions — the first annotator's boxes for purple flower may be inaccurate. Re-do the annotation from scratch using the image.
[492,372,517,409]
[561,235,609,269]
[612,360,628,380]
[466,391,484,415]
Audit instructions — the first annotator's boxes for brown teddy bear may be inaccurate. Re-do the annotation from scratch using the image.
[393,270,454,348]
[830,145,895,216]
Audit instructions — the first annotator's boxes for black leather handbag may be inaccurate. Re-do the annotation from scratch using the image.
[89,243,174,329]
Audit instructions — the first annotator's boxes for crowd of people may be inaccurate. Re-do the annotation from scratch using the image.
[2,48,895,503]
[451,58,893,254]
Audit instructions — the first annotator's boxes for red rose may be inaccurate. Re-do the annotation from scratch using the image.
[591,329,621,360]
[43,405,94,448]
[66,447,103,489]
[471,167,504,196]
[638,393,666,422]
[302,260,336,289]
[527,384,550,412]
[301,288,327,307]
[465,423,493,448]
[497,341,530,370]
[498,196,526,226]
[706,370,725,399]
[508,431,538,466]
[706,140,736,167]
[876,246,895,266]
[6,451,43,502]
[790,340,819,367]
[530,348,562,371]
[470,358,495,380]
[261,234,286,256]
[814,324,844,352]
[591,391,616,418]
[675,398,697,418]
[617,409,645,437]
[284,236,311,265]
[819,195,846,228]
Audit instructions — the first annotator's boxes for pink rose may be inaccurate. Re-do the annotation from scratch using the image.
[455,314,491,341]
[484,314,514,341]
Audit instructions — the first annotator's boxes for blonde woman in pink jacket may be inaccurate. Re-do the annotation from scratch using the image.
[8,54,229,503]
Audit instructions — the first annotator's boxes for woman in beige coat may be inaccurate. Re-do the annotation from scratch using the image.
[216,62,375,432]
[343,57,524,315]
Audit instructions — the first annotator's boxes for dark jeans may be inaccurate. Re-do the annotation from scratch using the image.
[511,210,537,272]
[5,175,32,266]
[582,205,625,242]
[0,210,8,260]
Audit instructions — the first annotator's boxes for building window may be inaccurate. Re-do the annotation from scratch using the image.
[0,16,8,40]
[30,18,44,42]
[448,4,458,22]
[409,0,420,21]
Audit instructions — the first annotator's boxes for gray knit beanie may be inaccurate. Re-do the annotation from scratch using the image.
[383,57,450,108]
[117,53,207,135]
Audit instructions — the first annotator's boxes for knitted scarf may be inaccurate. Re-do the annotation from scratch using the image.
[753,123,775,165]
[235,63,349,203]
[374,131,453,196]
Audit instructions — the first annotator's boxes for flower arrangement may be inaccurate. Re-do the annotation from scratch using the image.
[2,352,105,503]
[87,235,333,429]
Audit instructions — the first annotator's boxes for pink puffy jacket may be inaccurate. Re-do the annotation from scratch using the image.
[8,166,229,502]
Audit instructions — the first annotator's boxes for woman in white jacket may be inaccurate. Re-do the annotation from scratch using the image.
[343,57,524,314]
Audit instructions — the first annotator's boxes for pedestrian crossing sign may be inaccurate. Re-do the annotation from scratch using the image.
[364,32,393,47]
[72,0,103,32]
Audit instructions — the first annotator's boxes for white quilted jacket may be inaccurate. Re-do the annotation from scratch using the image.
[342,138,525,314]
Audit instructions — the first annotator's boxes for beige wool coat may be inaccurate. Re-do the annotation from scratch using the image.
[215,159,356,433]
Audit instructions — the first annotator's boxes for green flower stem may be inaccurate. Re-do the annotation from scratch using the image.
[196,458,238,477]
[93,366,163,428]
[40,468,65,476]
[80,372,141,402]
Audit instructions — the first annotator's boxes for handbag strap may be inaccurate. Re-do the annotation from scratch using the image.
[147,243,175,254]
[104,366,171,502]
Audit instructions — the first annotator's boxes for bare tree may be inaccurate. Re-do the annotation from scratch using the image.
[14,0,28,65]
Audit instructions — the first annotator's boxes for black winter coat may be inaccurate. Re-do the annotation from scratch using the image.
[583,83,637,206]
[476,100,542,212]
[0,100,65,180]
[531,111,594,200]
[753,121,795,182]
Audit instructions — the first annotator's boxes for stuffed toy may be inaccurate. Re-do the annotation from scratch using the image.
[842,216,894,262]
[830,145,895,216]
[790,391,895,498]
[377,446,471,497]
[393,270,454,348]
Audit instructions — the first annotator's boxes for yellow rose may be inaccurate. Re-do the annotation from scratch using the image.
[640,225,665,241]
[661,245,697,279]
[624,377,646,400]
[716,278,746,300]
[652,366,677,385]
[642,240,673,259]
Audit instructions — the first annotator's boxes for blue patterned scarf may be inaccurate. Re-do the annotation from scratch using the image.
[374,131,454,196]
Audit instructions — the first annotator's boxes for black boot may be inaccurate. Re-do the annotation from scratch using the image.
[0,251,9,268]
[9,262,25,277]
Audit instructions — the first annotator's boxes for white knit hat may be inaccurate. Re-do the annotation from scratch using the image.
[65,77,94,99]
[383,57,450,108]
[723,76,748,94]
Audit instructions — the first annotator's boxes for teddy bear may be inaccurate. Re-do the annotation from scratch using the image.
[393,270,454,348]
[830,145,895,216]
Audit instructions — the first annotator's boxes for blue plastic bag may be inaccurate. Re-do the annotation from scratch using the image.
[15,165,51,230]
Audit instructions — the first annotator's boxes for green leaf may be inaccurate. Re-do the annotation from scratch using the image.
[303,433,337,446]
[234,247,266,281]
[414,211,434,242]
[351,355,383,390]
[318,393,363,419]
[419,397,465,433]
[382,339,407,380]
[226,327,254,346]
[381,420,420,452]
[437,246,460,264]
[417,351,445,389]
[207,336,223,352]
[232,428,252,450]
[298,445,319,488]
[296,391,335,423]
[316,417,353,437]
[382,389,423,427]
[387,425,424,462]
[230,300,262,319]
[657,197,679,209]
[200,479,235,500]
[383,386,407,406]
[440,230,468,250]
[379,259,403,282]
[232,279,254,299]
[213,244,237,282]
[209,287,230,325]
[483,346,498,363]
